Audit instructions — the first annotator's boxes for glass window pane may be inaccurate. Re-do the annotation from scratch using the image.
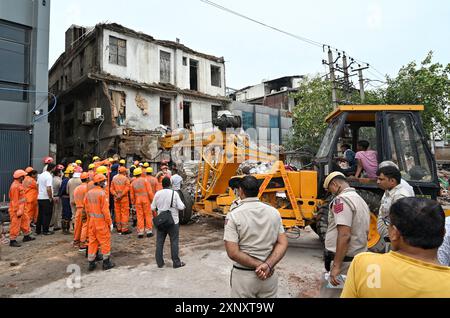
[160,51,171,83]
[0,82,28,102]
[0,39,29,83]
[317,118,341,158]
[242,111,255,130]
[0,22,29,43]
[388,114,432,182]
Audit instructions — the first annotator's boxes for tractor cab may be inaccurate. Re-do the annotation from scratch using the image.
[315,105,439,200]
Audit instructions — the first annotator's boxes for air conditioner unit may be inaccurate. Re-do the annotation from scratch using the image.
[82,111,92,125]
[280,86,288,91]
[91,107,103,120]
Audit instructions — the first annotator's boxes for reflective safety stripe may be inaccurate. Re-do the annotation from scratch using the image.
[135,192,148,196]
[89,213,104,218]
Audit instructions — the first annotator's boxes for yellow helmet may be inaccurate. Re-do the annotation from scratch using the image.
[88,163,95,170]
[108,157,114,162]
[93,156,100,161]
[146,167,153,173]
[143,162,149,168]
[75,160,82,165]
[323,171,346,189]
[119,159,126,165]
[65,166,74,174]
[96,166,108,175]
[133,168,143,176]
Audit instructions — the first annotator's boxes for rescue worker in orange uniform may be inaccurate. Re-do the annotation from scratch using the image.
[110,167,132,235]
[130,168,154,238]
[9,170,35,247]
[88,164,95,181]
[145,167,162,194]
[23,167,38,225]
[73,172,89,249]
[84,174,115,271]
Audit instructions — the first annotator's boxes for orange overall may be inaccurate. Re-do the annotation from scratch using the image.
[84,186,112,262]
[22,176,38,223]
[146,175,162,195]
[73,183,88,247]
[130,177,154,235]
[110,174,131,233]
[9,180,31,240]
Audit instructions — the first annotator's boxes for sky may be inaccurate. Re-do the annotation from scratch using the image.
[49,0,450,89]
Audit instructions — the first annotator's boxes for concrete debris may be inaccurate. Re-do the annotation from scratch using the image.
[178,160,201,198]
[135,93,149,115]
[237,160,273,175]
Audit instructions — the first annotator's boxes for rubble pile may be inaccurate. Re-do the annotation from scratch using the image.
[438,168,450,202]
[237,160,273,175]
[178,160,201,198]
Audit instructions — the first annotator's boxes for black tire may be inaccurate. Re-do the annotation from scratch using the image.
[311,198,331,244]
[356,189,385,253]
[178,189,193,225]
[356,189,382,216]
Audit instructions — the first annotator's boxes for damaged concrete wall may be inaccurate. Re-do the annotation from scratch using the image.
[108,84,164,130]
[101,28,226,98]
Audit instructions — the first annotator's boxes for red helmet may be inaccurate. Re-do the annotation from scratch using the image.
[13,170,27,179]
[43,156,54,164]
[93,174,107,184]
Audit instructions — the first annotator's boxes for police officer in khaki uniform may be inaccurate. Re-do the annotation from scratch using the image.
[224,176,288,298]
[320,172,370,298]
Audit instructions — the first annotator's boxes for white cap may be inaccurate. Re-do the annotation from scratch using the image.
[323,171,346,189]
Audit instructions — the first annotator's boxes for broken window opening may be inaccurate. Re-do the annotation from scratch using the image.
[110,90,126,126]
[183,101,192,129]
[190,59,198,91]
[211,104,225,121]
[160,51,171,83]
[211,65,221,87]
[182,57,187,66]
[160,98,171,127]
[109,36,126,66]
[79,50,84,76]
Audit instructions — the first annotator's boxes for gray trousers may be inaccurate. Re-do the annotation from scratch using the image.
[50,198,62,228]
[231,268,278,298]
[155,223,181,267]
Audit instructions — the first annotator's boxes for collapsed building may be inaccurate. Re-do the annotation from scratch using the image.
[48,23,229,164]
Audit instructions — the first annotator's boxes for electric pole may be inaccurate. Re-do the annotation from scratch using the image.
[352,65,369,103]
[325,48,338,108]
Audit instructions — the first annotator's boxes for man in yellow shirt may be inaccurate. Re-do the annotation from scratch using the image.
[342,197,450,298]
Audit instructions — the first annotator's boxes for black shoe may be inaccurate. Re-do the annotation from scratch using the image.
[173,262,186,269]
[157,263,165,268]
[43,231,54,236]
[88,261,97,271]
[9,240,21,247]
[121,230,132,235]
[146,232,154,238]
[102,258,115,271]
[138,234,144,239]
[79,247,87,253]
[23,235,36,242]
[95,253,103,262]
[53,227,61,231]
[35,232,41,236]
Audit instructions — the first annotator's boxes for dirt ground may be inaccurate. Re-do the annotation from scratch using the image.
[0,217,324,298]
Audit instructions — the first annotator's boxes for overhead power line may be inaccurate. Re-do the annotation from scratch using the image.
[200,0,386,79]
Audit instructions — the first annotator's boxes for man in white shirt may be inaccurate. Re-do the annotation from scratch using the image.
[377,165,415,244]
[438,216,450,266]
[37,163,56,235]
[151,177,185,269]
[170,166,183,191]
[378,161,415,195]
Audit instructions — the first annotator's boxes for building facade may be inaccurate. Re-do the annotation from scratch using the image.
[49,23,228,164]
[0,0,51,200]
[229,76,301,145]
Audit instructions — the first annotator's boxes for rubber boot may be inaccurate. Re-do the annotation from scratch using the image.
[88,261,96,271]
[102,258,115,271]
[95,252,103,262]
[146,231,153,238]
[23,235,36,242]
[9,240,22,247]
[121,229,132,235]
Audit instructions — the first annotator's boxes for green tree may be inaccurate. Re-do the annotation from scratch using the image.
[287,76,333,153]
[384,51,450,137]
